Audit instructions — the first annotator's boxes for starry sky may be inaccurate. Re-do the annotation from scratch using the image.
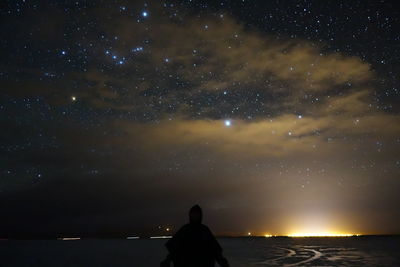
[1,0,400,237]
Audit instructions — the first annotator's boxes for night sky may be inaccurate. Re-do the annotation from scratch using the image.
[1,0,400,238]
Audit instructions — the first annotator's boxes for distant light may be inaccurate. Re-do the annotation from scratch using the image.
[224,120,231,126]
[298,115,302,119]
[288,131,292,136]
[288,232,359,237]
[264,234,272,238]
[61,50,66,55]
[164,58,170,62]
[126,236,140,240]
[166,228,170,232]
[71,96,77,101]
[248,232,251,236]
[57,237,81,241]
[142,11,148,17]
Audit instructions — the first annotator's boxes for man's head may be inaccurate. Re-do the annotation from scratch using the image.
[189,205,203,224]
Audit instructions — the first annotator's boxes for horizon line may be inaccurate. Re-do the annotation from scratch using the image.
[1,234,399,241]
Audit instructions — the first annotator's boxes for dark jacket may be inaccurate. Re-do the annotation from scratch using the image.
[165,223,228,267]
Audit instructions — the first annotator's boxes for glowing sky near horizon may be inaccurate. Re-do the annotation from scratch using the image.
[1,0,400,237]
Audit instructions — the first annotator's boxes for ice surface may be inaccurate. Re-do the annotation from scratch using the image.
[1,236,399,266]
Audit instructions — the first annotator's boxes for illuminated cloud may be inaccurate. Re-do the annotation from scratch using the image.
[113,109,400,159]
[64,8,374,119]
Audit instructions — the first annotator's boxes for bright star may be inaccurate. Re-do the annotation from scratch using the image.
[132,47,143,52]
[71,96,77,101]
[142,11,148,17]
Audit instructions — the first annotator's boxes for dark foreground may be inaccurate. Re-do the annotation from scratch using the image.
[1,236,399,266]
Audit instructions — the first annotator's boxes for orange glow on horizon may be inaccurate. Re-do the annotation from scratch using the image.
[287,231,360,237]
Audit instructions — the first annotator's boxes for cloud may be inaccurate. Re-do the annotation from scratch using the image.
[113,106,400,160]
[60,6,373,118]
[2,5,376,120]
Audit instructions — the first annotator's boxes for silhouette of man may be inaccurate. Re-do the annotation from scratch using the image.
[160,205,229,267]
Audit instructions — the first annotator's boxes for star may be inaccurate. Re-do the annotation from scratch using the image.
[132,47,144,52]
[71,96,77,101]
[142,11,148,17]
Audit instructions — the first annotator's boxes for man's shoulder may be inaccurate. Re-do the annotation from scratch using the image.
[179,223,191,230]
[174,224,191,235]
[177,223,213,234]
[200,223,211,231]
[179,223,209,230]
